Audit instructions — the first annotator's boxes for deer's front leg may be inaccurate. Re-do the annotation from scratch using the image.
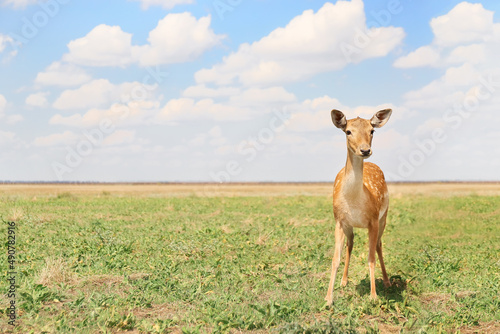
[325,220,345,306]
[368,221,379,299]
[341,225,354,287]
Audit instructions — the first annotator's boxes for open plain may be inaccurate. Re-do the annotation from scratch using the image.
[1,182,500,197]
[0,182,499,333]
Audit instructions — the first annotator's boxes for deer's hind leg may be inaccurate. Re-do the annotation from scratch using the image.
[341,225,354,287]
[377,210,391,288]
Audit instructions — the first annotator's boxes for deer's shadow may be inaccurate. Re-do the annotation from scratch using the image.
[355,274,408,301]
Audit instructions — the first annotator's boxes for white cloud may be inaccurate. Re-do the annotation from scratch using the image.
[393,2,500,156]
[186,126,230,153]
[430,2,494,47]
[189,133,207,147]
[136,13,224,67]
[182,84,240,98]
[394,2,499,69]
[52,79,154,110]
[402,63,483,110]
[389,1,500,181]
[0,34,13,53]
[102,130,136,146]
[131,0,193,10]
[208,126,222,138]
[195,0,404,86]
[157,86,296,122]
[34,130,78,147]
[62,13,223,68]
[393,46,440,68]
[156,88,402,133]
[446,44,486,65]
[414,118,447,137]
[0,131,17,146]
[63,25,136,67]
[286,96,343,132]
[0,95,23,124]
[287,111,332,133]
[1,0,37,9]
[50,100,159,128]
[374,128,410,151]
[0,94,6,114]
[53,79,117,110]
[26,92,49,107]
[0,34,17,61]
[442,62,481,86]
[228,87,296,106]
[207,126,227,147]
[35,61,92,87]
[156,98,251,122]
[286,96,404,133]
[6,114,23,124]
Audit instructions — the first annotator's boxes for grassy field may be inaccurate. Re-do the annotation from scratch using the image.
[0,184,499,333]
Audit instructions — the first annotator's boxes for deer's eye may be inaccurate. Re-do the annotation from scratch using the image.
[370,129,375,135]
[346,130,352,135]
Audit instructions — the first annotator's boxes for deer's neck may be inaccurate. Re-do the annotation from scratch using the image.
[343,149,364,196]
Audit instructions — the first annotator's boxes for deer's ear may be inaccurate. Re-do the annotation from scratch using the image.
[370,109,392,128]
[331,109,346,131]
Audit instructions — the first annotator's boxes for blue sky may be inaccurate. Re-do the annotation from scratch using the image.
[1,0,500,182]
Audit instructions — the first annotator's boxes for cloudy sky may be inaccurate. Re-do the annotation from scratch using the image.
[1,0,500,182]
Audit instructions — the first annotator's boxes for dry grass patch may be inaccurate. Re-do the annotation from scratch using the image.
[420,292,450,305]
[459,322,500,334]
[80,274,128,296]
[132,302,183,319]
[419,292,460,317]
[0,292,10,310]
[7,207,24,221]
[207,209,222,217]
[37,257,78,287]
[127,273,152,281]
[288,217,328,227]
[241,217,254,226]
[220,224,232,234]
[273,239,300,254]
[33,212,57,224]
[83,274,124,287]
[361,316,402,334]
[255,232,272,245]
[372,322,402,334]
[1,182,500,199]
[455,290,479,300]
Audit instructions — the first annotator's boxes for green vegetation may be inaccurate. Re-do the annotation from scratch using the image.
[1,191,499,333]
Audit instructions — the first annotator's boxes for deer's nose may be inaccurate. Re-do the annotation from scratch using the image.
[360,149,371,156]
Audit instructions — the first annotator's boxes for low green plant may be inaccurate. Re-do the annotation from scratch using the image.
[0,192,498,333]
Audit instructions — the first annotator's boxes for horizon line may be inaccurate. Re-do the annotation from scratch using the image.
[0,180,499,185]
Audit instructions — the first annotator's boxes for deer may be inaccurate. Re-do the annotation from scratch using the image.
[325,108,392,306]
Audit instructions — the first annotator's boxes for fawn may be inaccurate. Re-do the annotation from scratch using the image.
[325,109,392,306]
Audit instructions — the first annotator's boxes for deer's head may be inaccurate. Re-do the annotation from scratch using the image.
[331,109,392,158]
